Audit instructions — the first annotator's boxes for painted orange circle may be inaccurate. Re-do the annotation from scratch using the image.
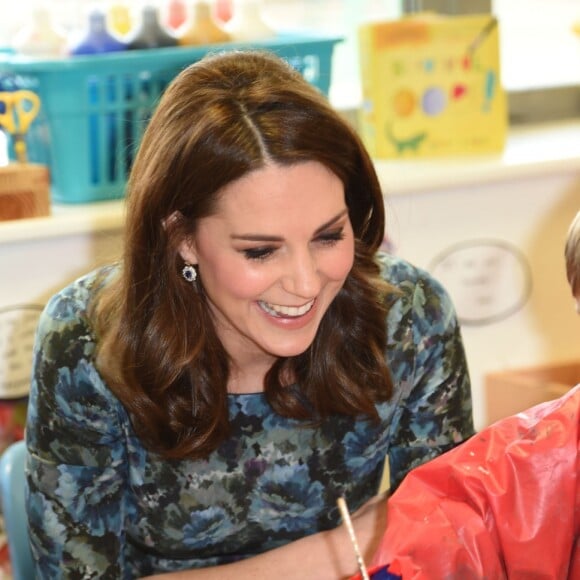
[393,89,416,117]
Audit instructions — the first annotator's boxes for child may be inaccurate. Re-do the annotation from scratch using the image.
[355,211,580,579]
[565,210,580,312]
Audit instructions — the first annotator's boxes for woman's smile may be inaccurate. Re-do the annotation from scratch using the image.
[257,298,316,318]
[178,160,355,367]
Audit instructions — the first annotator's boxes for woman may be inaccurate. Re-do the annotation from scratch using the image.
[25,50,474,579]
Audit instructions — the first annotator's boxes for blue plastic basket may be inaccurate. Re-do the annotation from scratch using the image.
[0,34,341,204]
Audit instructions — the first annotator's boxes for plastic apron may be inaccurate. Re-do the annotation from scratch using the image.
[355,384,580,580]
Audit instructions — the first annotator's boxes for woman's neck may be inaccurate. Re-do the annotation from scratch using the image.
[227,357,295,395]
[227,358,272,394]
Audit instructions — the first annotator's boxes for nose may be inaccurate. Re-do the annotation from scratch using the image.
[282,250,321,298]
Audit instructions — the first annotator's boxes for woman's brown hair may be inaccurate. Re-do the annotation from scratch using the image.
[92,50,394,459]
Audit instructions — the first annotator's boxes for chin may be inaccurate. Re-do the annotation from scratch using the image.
[266,341,314,359]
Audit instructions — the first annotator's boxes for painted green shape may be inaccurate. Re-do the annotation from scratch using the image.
[386,124,427,153]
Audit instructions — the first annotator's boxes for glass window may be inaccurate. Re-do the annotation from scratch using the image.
[493,0,580,92]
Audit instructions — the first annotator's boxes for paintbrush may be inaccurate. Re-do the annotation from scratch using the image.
[337,495,371,580]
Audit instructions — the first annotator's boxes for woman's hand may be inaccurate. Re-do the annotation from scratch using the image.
[347,491,389,569]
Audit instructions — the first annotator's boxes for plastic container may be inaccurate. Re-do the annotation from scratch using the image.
[107,1,134,38]
[126,4,178,49]
[70,7,127,55]
[178,1,230,46]
[226,0,273,41]
[0,34,341,204]
[11,6,67,58]
[163,0,188,31]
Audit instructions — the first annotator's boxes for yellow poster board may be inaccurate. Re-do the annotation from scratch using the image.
[358,13,507,159]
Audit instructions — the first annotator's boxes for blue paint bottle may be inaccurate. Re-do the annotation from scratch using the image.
[69,8,126,187]
[70,7,127,55]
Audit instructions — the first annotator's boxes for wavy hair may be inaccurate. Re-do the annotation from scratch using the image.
[92,50,395,459]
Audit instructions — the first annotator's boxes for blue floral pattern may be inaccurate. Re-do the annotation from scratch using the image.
[25,253,474,578]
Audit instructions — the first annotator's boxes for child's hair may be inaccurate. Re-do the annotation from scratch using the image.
[565,211,580,297]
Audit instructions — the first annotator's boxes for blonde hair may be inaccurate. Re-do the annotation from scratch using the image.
[565,211,580,297]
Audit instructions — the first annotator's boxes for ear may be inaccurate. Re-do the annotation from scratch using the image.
[163,211,199,265]
[177,237,199,266]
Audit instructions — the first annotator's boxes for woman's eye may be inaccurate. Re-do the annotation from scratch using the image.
[316,229,345,245]
[242,247,275,261]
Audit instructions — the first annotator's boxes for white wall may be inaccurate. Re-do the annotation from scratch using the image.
[0,226,121,398]
[383,169,580,429]
[1,159,579,426]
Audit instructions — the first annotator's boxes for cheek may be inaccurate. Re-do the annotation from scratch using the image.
[202,257,271,300]
[325,243,355,282]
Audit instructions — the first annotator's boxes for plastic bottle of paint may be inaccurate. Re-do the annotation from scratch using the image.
[163,0,188,32]
[106,0,133,38]
[178,1,230,45]
[225,0,273,41]
[11,5,67,57]
[70,6,127,55]
[214,0,233,24]
[127,3,177,50]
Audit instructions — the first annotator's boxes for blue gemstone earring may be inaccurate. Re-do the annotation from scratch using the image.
[182,264,197,283]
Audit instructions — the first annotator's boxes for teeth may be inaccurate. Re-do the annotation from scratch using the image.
[259,299,314,318]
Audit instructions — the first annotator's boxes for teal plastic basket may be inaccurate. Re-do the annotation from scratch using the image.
[0,34,341,204]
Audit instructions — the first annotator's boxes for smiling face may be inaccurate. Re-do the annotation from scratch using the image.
[178,161,355,377]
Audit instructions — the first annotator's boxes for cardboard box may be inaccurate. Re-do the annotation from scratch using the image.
[0,164,50,221]
[358,13,507,159]
[485,361,579,426]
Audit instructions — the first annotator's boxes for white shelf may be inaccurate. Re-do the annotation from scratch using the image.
[1,120,580,245]
[374,120,580,196]
[0,199,125,244]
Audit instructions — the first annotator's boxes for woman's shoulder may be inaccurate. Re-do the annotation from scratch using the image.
[36,265,118,358]
[29,265,128,451]
[376,252,448,299]
[376,252,458,333]
[42,265,117,324]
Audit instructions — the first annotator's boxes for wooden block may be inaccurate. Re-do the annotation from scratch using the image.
[0,164,51,222]
[485,360,579,426]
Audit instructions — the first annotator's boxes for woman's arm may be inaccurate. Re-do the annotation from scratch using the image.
[386,266,475,491]
[143,493,388,580]
[25,281,128,578]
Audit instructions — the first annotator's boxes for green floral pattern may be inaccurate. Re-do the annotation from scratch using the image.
[25,253,474,578]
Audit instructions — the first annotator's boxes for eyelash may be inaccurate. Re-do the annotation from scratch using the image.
[241,230,346,261]
[242,247,275,261]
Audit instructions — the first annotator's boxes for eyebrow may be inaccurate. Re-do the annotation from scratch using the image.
[231,209,349,242]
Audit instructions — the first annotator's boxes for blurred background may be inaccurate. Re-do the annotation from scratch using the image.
[0,1,579,574]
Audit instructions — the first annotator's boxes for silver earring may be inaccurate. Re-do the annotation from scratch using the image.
[182,264,197,283]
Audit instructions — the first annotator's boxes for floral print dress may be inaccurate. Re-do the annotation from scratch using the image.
[25,253,474,578]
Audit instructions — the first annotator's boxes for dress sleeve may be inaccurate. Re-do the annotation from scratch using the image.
[387,271,475,492]
[25,280,129,579]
